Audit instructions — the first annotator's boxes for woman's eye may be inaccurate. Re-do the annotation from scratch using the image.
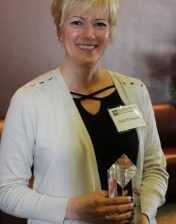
[94,22,108,28]
[71,20,83,26]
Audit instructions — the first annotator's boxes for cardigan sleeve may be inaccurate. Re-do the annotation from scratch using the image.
[0,88,69,224]
[112,72,168,222]
[138,84,169,221]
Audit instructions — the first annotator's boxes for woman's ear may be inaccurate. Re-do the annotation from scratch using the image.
[57,28,63,47]
[57,28,63,42]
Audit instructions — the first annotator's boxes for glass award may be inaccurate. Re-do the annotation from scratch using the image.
[107,154,141,224]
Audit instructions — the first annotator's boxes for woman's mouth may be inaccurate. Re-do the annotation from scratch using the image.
[76,44,98,50]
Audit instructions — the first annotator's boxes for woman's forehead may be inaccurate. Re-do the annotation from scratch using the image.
[68,3,109,20]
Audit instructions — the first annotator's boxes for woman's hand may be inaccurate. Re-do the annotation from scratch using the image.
[65,190,133,223]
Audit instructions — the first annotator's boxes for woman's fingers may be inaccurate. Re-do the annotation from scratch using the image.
[105,211,133,222]
[65,191,133,223]
[104,203,133,214]
[103,196,132,206]
[91,211,133,224]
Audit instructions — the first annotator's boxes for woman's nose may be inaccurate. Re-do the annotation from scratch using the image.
[84,23,96,39]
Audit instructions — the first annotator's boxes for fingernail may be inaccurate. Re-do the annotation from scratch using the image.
[130,203,134,208]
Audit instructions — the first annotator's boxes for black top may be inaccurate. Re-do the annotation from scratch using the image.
[72,86,139,190]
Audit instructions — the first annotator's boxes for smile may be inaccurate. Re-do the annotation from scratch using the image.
[76,44,98,50]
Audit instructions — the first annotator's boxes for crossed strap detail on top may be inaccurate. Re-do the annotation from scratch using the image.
[70,85,115,101]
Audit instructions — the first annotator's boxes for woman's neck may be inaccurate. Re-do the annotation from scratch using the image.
[60,62,110,94]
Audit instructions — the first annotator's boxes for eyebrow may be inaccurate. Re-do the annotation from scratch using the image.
[70,16,108,22]
[70,16,84,19]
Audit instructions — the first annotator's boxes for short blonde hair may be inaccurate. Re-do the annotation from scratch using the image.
[51,0,119,40]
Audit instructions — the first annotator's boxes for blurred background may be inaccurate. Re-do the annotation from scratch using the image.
[0,0,176,116]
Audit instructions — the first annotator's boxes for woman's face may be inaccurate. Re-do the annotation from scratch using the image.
[59,3,110,67]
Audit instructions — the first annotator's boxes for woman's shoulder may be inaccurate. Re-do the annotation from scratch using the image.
[21,68,60,91]
[107,69,150,108]
[10,68,62,109]
[107,69,145,87]
[14,68,61,97]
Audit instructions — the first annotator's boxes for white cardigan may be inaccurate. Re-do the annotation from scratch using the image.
[0,68,168,224]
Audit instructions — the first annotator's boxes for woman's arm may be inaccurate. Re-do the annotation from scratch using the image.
[0,89,69,223]
[139,85,168,222]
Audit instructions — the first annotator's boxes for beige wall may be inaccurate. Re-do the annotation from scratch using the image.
[0,0,176,116]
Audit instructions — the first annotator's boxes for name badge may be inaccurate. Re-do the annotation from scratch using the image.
[108,104,146,132]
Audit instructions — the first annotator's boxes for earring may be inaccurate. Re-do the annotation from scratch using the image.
[57,37,63,48]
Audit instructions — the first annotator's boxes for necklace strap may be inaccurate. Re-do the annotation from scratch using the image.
[70,85,115,101]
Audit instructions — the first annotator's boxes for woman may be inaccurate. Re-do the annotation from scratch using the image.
[0,0,168,224]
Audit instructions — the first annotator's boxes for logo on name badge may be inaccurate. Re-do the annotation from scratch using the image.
[111,109,119,116]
